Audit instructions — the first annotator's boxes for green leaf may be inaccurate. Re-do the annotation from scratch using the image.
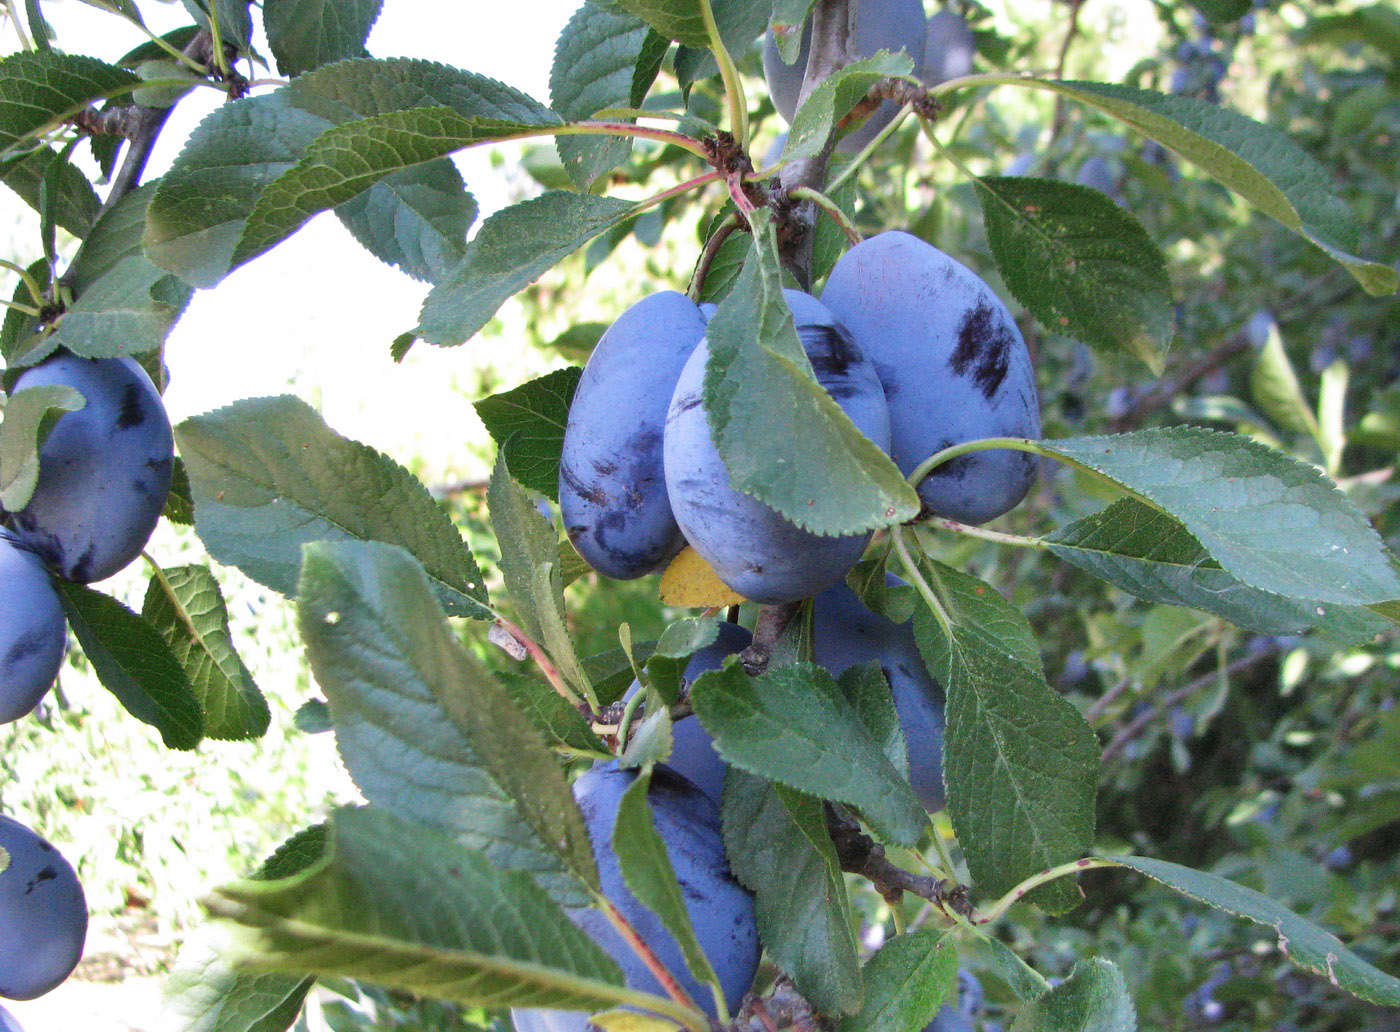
[914,559,1098,913]
[1105,855,1400,1006]
[163,457,195,526]
[1002,79,1397,295]
[140,564,270,742]
[263,0,382,77]
[473,366,582,501]
[146,58,556,287]
[769,0,819,61]
[976,176,1172,372]
[1008,958,1136,1032]
[1038,429,1400,606]
[296,541,599,907]
[702,210,919,535]
[1045,498,1388,642]
[236,105,558,272]
[838,662,909,779]
[551,3,649,188]
[1249,319,1320,440]
[56,581,204,750]
[722,771,863,1015]
[417,192,637,347]
[0,382,84,511]
[691,661,927,847]
[781,52,915,163]
[206,805,643,1010]
[487,451,594,706]
[0,145,100,238]
[1295,5,1400,66]
[334,160,476,284]
[696,229,750,305]
[175,395,489,618]
[613,771,722,996]
[836,930,958,1032]
[959,935,1051,1001]
[0,51,137,156]
[498,671,607,755]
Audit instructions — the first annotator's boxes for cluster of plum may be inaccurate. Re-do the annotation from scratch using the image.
[0,351,174,724]
[560,229,1040,604]
[0,350,174,1001]
[550,229,1037,1029]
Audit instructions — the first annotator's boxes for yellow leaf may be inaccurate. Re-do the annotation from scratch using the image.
[660,547,745,608]
[588,1012,681,1032]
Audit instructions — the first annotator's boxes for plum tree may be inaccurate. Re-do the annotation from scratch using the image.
[665,290,891,603]
[511,763,759,1032]
[763,0,927,152]
[820,232,1041,524]
[921,10,975,85]
[560,293,710,580]
[622,620,752,804]
[0,814,88,1001]
[7,353,173,584]
[812,576,946,811]
[0,534,66,724]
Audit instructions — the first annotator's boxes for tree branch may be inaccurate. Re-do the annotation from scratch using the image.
[825,804,973,917]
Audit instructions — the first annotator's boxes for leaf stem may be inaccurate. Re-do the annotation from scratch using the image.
[4,0,33,50]
[0,260,46,308]
[631,169,723,218]
[926,519,1049,550]
[614,683,646,749]
[492,615,584,709]
[927,822,960,885]
[141,551,205,645]
[974,858,1119,924]
[81,0,209,73]
[689,212,743,301]
[825,103,914,193]
[0,299,41,317]
[787,186,861,244]
[600,898,709,1031]
[892,526,951,636]
[698,0,748,148]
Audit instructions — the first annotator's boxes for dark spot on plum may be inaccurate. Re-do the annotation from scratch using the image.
[66,544,97,584]
[950,300,1013,401]
[800,324,859,380]
[24,865,58,893]
[560,461,607,506]
[116,385,147,430]
[592,458,618,477]
[671,392,703,416]
[5,629,46,667]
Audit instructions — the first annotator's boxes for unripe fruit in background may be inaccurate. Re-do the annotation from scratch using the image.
[622,620,752,805]
[664,290,891,604]
[921,10,975,85]
[559,292,709,580]
[511,763,759,1032]
[0,534,66,725]
[0,814,88,1000]
[812,575,946,812]
[8,353,173,583]
[763,0,927,153]
[821,231,1040,525]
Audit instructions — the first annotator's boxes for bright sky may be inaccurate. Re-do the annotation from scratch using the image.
[2,0,579,484]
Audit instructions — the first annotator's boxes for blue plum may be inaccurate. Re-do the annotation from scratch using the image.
[622,620,752,805]
[924,970,983,1031]
[0,814,88,1000]
[664,290,891,604]
[0,1003,23,1032]
[813,574,946,812]
[820,231,1041,525]
[8,353,173,583]
[763,0,927,153]
[921,10,975,85]
[560,292,709,580]
[511,763,759,1032]
[0,533,66,725]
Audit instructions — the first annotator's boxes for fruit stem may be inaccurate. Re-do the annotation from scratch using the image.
[4,1,34,50]
[699,0,749,149]
[599,897,709,1030]
[492,615,585,709]
[974,858,1119,924]
[0,298,40,317]
[926,822,961,885]
[614,687,646,750]
[787,186,861,245]
[892,527,951,637]
[906,435,1036,486]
